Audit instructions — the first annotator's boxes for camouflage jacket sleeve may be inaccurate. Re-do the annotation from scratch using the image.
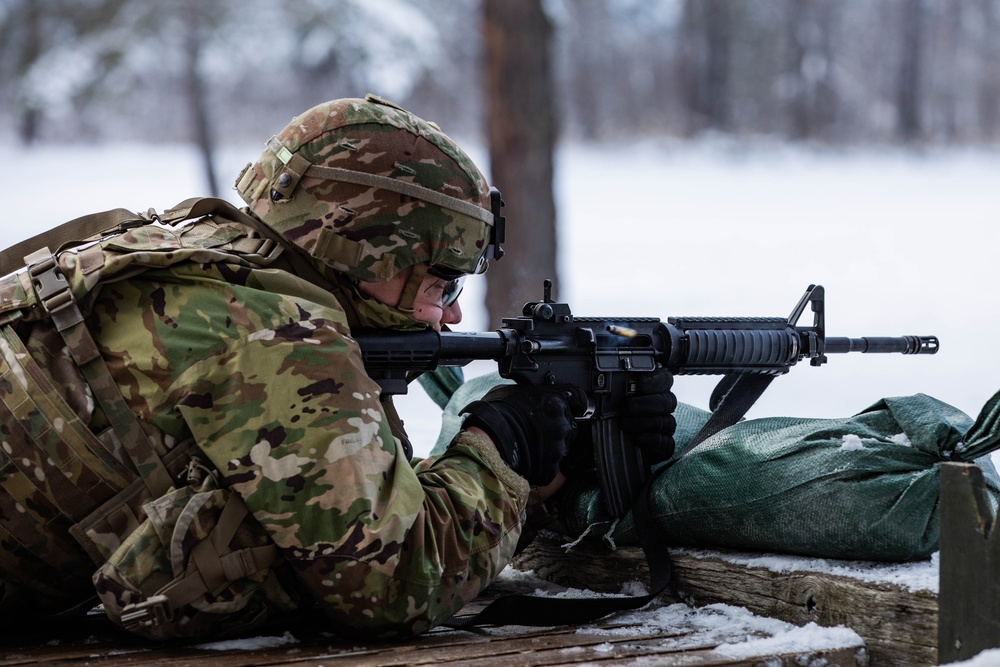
[89,262,530,638]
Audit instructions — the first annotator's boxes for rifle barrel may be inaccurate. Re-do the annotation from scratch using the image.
[824,335,939,355]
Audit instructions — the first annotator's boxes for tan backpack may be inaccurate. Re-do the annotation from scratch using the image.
[0,198,305,636]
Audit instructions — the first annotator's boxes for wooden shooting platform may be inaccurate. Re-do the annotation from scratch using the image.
[8,462,1000,667]
[513,534,927,667]
[0,611,866,667]
[0,586,866,667]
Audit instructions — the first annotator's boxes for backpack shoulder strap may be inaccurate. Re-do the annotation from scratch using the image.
[24,247,174,495]
[0,207,147,278]
[1,197,365,496]
[164,197,337,291]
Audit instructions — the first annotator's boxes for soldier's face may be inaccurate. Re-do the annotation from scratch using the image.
[413,274,464,331]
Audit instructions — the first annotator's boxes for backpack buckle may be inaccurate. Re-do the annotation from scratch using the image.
[120,594,173,631]
[26,252,77,321]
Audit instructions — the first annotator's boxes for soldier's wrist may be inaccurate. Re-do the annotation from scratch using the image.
[452,428,530,505]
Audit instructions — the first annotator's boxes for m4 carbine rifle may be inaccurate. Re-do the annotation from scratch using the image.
[355,282,938,519]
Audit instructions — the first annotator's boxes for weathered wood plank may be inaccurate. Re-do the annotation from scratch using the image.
[513,532,934,667]
[2,630,864,667]
[0,621,864,667]
[674,555,935,667]
[939,462,1000,663]
[269,630,714,667]
[583,647,865,667]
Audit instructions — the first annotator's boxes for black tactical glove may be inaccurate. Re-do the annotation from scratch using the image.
[621,367,677,463]
[461,385,575,486]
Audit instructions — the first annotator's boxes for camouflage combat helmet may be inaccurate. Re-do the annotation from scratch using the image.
[235,93,504,314]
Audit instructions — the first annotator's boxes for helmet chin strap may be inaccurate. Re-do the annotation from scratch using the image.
[341,275,431,332]
[395,263,428,313]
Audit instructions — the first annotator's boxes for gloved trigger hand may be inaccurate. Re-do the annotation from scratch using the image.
[621,366,677,463]
[460,385,575,486]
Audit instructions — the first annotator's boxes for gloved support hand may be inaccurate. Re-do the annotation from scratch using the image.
[461,385,575,486]
[621,367,677,463]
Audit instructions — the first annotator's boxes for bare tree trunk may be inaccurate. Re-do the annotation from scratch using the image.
[565,2,609,140]
[704,0,731,131]
[17,1,43,144]
[786,0,812,140]
[482,0,558,326]
[785,0,837,141]
[897,0,925,142]
[980,0,1000,140]
[183,0,219,197]
[678,0,732,134]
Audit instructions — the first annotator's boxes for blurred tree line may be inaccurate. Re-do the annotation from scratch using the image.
[1,0,997,322]
[4,0,997,148]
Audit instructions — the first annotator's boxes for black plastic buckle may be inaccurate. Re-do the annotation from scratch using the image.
[488,186,505,261]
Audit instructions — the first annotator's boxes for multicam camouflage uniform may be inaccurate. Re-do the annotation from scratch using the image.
[0,96,527,639]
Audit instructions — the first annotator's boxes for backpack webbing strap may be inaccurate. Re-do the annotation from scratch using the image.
[0,325,130,519]
[25,250,173,496]
[119,492,281,632]
[163,197,336,293]
[4,197,334,500]
[0,207,145,278]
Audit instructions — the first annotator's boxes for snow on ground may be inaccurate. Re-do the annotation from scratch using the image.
[481,565,864,656]
[950,648,1000,666]
[594,604,862,658]
[5,140,998,461]
[192,631,299,651]
[179,598,864,659]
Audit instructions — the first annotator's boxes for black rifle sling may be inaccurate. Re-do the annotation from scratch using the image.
[445,434,677,629]
[444,496,673,628]
[687,373,775,449]
[446,373,775,629]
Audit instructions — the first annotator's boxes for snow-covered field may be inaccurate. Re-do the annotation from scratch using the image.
[5,140,999,459]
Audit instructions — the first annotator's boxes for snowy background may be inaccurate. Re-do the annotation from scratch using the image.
[5,141,998,460]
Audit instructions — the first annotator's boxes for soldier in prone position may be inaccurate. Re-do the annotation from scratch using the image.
[0,95,674,639]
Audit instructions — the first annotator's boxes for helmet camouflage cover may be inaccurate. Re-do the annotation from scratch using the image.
[235,94,501,286]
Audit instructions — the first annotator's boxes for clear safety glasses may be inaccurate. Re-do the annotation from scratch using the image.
[427,266,468,308]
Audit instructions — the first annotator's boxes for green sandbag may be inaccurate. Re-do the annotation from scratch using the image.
[558,391,1000,561]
